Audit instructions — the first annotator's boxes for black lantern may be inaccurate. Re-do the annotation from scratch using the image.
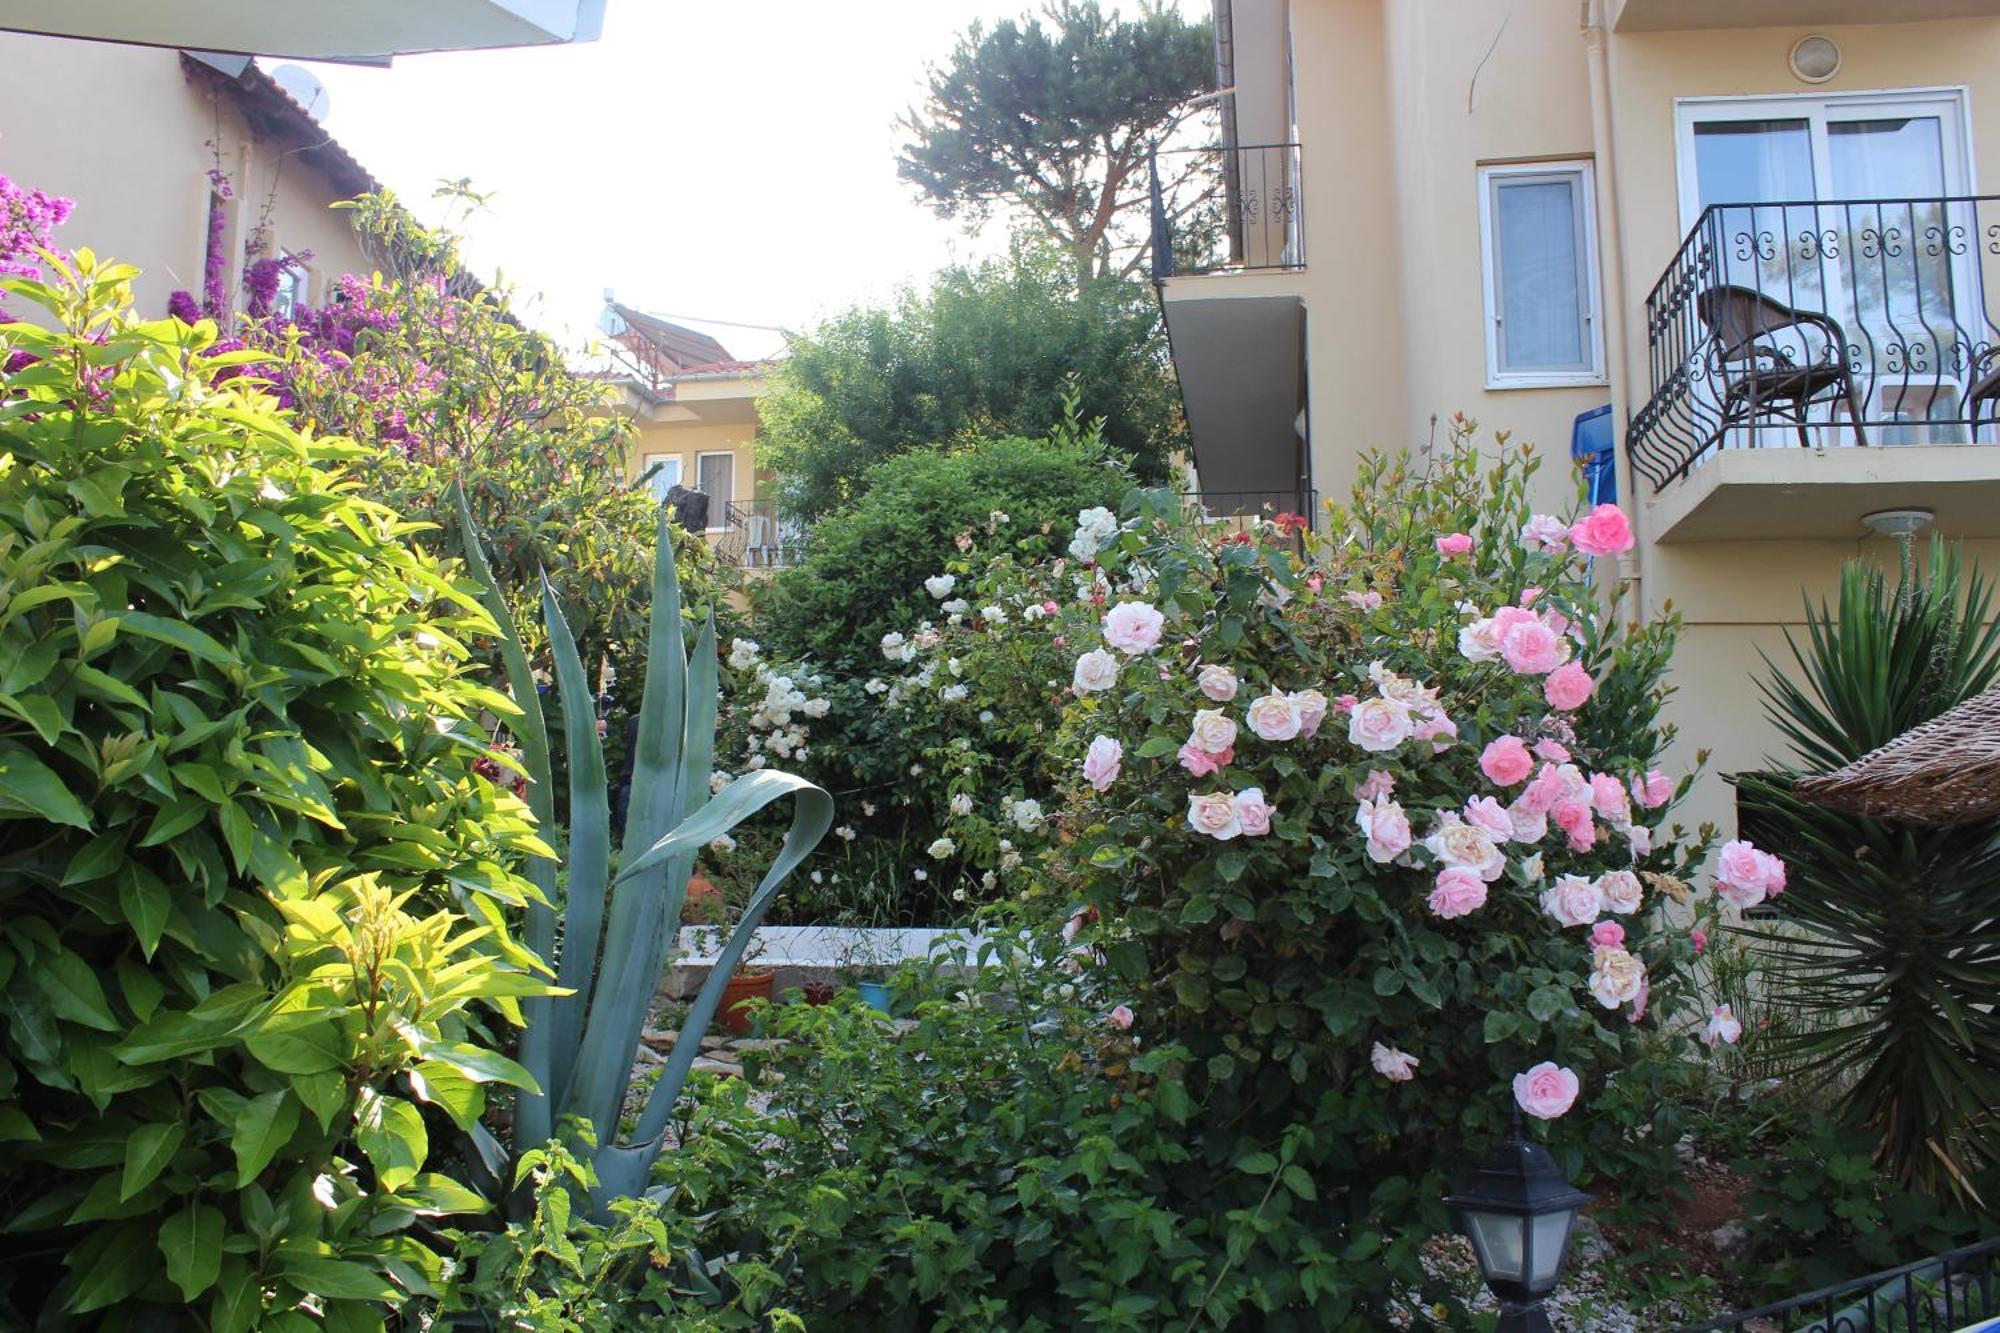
[1443,1118,1592,1333]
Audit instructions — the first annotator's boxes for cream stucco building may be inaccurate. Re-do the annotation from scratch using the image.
[1160,0,2000,835]
[0,35,376,320]
[598,303,795,572]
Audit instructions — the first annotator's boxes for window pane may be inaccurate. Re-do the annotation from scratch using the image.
[1495,176,1586,372]
[697,454,734,514]
[641,453,681,501]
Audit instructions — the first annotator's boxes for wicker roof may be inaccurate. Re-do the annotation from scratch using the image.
[1792,685,2000,824]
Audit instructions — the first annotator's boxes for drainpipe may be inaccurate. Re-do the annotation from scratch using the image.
[1580,0,1646,622]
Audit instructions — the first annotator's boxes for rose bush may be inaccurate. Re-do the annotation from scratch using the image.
[1032,427,1783,1323]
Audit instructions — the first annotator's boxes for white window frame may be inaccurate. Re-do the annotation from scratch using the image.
[695,450,735,533]
[639,452,682,501]
[1672,86,1973,231]
[1477,160,1606,390]
[271,253,309,318]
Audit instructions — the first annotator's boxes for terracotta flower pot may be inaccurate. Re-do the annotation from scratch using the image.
[720,968,775,1034]
[683,873,723,925]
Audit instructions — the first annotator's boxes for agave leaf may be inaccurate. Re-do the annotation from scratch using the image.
[539,577,611,1110]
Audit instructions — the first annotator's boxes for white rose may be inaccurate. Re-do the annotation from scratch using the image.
[1187,708,1238,754]
[1424,820,1506,882]
[925,574,956,598]
[1599,869,1644,915]
[1197,664,1239,702]
[949,793,974,817]
[1587,946,1646,1008]
[1542,874,1603,927]
[927,836,956,859]
[1347,696,1414,753]
[1010,799,1043,831]
[1072,649,1119,694]
[1186,791,1242,841]
[1458,617,1501,663]
[1245,691,1304,742]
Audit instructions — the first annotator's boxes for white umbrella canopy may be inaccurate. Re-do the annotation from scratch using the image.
[0,0,604,62]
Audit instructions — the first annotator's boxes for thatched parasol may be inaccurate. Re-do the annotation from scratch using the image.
[1792,685,2000,824]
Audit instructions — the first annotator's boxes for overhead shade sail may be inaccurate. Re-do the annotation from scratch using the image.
[0,0,605,62]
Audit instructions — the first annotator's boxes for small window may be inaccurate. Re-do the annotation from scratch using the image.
[696,453,734,527]
[640,452,682,501]
[1478,161,1605,388]
[272,256,308,318]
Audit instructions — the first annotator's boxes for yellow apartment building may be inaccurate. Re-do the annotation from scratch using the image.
[1158,0,2000,836]
[0,36,376,319]
[598,302,797,571]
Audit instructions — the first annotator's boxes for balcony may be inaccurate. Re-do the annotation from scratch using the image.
[711,501,806,570]
[1180,487,1319,534]
[1148,142,1305,279]
[1628,195,2000,542]
[1611,0,2000,31]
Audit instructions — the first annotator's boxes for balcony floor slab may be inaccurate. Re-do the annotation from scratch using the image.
[1646,442,2000,543]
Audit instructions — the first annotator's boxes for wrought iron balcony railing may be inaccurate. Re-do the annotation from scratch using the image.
[711,500,807,569]
[1149,142,1305,280]
[1676,1234,2000,1332]
[1629,195,2000,491]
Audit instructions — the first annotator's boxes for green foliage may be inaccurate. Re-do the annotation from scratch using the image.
[1737,1110,1983,1295]
[0,253,552,1326]
[897,1,1214,286]
[757,245,1178,520]
[757,420,1131,677]
[1735,537,2000,1201]
[456,496,832,1206]
[1050,433,1713,1322]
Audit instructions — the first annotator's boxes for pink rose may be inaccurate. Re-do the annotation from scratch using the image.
[1108,1004,1135,1031]
[1428,866,1489,919]
[1544,662,1595,711]
[1716,838,1778,908]
[1513,1062,1581,1120]
[1690,927,1708,954]
[1542,873,1603,927]
[1716,876,1766,911]
[1435,532,1473,558]
[1334,693,1359,714]
[1292,689,1329,738]
[1500,620,1563,675]
[1480,735,1534,786]
[1343,589,1384,612]
[1177,743,1232,777]
[1553,800,1594,846]
[1627,823,1653,858]
[1507,800,1549,843]
[1703,1004,1743,1047]
[1534,739,1571,763]
[1570,503,1635,557]
[1187,791,1242,841]
[1630,973,1650,1024]
[1197,664,1239,702]
[1188,708,1239,755]
[1425,819,1507,882]
[1760,850,1787,896]
[1633,768,1674,809]
[1356,796,1412,863]
[1519,513,1570,552]
[1371,1041,1419,1082]
[1245,691,1304,742]
[1414,709,1458,754]
[1233,787,1275,837]
[1519,763,1566,816]
[1589,773,1631,826]
[1590,920,1626,949]
[1354,769,1395,802]
[1102,601,1164,655]
[1347,696,1414,753]
[1464,796,1514,843]
[1082,735,1122,792]
[1042,601,1060,615]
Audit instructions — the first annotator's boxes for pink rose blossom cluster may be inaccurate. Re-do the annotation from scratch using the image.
[1188,788,1275,841]
[1714,837,1787,910]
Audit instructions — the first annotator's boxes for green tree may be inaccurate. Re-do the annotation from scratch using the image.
[760,242,1180,520]
[898,0,1215,288]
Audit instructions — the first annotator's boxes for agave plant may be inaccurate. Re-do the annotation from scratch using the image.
[1734,537,2000,1199]
[455,489,832,1206]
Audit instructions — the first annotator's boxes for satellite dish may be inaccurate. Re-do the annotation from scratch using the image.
[268,64,330,122]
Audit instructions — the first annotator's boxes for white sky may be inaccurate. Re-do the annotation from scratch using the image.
[296,1,1197,361]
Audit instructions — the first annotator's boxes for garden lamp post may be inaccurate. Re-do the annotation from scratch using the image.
[1443,1115,1592,1333]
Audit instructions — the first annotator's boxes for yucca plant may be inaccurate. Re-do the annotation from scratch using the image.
[455,489,832,1207]
[1734,537,2000,1202]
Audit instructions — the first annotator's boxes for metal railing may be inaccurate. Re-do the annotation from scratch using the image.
[711,500,807,569]
[1678,1236,2000,1332]
[1629,195,2000,491]
[1150,142,1305,279]
[1180,488,1317,530]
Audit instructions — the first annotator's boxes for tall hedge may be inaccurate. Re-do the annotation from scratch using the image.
[0,255,550,1326]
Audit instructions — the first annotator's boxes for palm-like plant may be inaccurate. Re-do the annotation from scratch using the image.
[1735,537,2000,1200]
[455,491,832,1207]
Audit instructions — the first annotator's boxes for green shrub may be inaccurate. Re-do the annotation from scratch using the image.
[0,253,550,1326]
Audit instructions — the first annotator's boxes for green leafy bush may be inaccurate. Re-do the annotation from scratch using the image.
[0,253,551,1326]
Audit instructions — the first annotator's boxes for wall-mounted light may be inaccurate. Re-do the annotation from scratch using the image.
[1861,509,1934,540]
[1789,34,1842,84]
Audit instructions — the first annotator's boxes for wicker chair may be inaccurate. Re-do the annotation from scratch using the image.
[1697,284,1867,448]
